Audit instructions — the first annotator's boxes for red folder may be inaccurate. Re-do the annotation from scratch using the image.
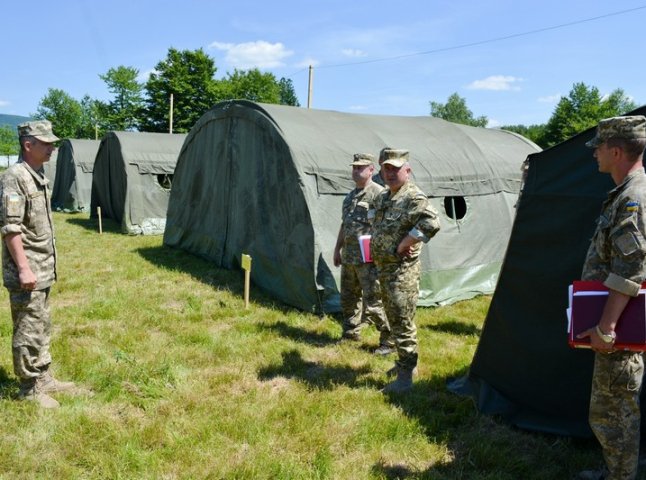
[568,281,646,351]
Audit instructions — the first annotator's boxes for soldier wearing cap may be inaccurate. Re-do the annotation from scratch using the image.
[371,147,389,187]
[0,120,78,408]
[333,153,393,353]
[576,115,646,480]
[371,148,440,393]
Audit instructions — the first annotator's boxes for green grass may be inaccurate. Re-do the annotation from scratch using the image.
[0,213,610,479]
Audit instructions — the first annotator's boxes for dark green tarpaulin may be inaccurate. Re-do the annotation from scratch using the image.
[91,131,186,235]
[52,139,100,212]
[164,100,540,312]
[451,106,646,438]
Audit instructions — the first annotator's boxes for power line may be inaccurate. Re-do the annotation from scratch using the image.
[287,5,646,77]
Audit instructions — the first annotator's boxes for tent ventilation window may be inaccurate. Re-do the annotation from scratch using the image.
[157,174,173,191]
[444,196,467,222]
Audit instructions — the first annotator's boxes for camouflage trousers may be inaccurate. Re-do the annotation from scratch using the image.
[589,351,644,480]
[340,262,390,341]
[376,260,420,371]
[9,288,52,382]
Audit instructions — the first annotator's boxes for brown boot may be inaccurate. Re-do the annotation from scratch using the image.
[18,381,60,409]
[37,371,77,394]
[382,368,414,394]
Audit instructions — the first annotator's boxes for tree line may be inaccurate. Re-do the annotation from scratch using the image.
[0,46,640,155]
[0,47,300,155]
[430,83,638,149]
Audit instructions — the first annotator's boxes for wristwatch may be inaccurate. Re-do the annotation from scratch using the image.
[595,325,617,344]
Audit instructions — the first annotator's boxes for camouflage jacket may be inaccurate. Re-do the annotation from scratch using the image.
[371,181,441,264]
[0,160,56,289]
[582,168,646,296]
[341,181,384,264]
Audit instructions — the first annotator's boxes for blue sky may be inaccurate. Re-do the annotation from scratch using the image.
[3,0,646,127]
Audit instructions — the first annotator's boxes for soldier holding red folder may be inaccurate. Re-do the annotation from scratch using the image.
[576,115,646,480]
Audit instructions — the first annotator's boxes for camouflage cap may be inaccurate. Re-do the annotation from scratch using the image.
[585,115,646,148]
[350,152,375,166]
[381,148,409,168]
[17,120,59,143]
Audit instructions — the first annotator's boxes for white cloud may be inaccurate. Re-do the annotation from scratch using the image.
[538,94,561,103]
[0,100,9,107]
[467,75,523,91]
[137,69,156,83]
[348,105,368,111]
[341,48,367,58]
[487,118,501,128]
[209,40,293,69]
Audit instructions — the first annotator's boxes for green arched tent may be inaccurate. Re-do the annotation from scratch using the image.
[451,106,646,438]
[164,100,540,312]
[52,139,100,212]
[91,131,186,235]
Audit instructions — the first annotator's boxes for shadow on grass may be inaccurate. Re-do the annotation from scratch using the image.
[0,367,19,398]
[424,320,481,336]
[258,348,378,390]
[264,320,339,347]
[64,215,122,234]
[136,244,298,314]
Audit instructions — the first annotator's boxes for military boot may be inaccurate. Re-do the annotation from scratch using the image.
[374,332,395,356]
[37,371,77,394]
[382,368,414,393]
[18,381,60,409]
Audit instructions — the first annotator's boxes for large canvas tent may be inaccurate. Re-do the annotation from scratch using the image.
[164,100,540,313]
[43,148,57,187]
[91,131,186,235]
[451,106,646,438]
[51,139,100,212]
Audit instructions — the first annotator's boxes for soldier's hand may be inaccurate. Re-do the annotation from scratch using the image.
[397,235,420,258]
[577,327,615,354]
[18,267,37,291]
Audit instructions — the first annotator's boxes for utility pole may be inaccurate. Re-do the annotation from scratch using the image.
[169,93,174,134]
[307,65,313,109]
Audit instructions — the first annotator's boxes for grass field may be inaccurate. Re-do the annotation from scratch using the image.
[0,213,612,479]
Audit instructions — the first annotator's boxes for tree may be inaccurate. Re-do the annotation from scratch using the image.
[34,88,83,139]
[430,93,488,127]
[0,125,19,156]
[78,95,107,139]
[142,48,220,133]
[220,68,282,104]
[500,124,546,148]
[278,77,300,106]
[540,82,637,147]
[99,66,144,131]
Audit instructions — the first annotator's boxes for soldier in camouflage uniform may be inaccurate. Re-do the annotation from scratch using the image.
[0,121,78,408]
[371,147,389,187]
[333,153,393,354]
[576,116,646,480]
[371,149,441,393]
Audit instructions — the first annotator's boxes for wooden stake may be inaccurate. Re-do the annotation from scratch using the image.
[241,254,252,309]
[97,206,103,234]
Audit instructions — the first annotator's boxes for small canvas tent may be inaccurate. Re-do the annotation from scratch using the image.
[51,139,100,212]
[164,100,540,312]
[451,106,646,438]
[91,131,186,235]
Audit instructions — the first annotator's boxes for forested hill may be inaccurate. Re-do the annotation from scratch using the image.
[0,114,31,129]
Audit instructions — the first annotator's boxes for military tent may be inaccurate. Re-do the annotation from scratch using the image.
[43,148,57,186]
[450,107,646,438]
[51,139,100,212]
[164,100,540,313]
[91,131,186,235]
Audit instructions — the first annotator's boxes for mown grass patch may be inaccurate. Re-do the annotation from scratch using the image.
[0,212,612,479]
